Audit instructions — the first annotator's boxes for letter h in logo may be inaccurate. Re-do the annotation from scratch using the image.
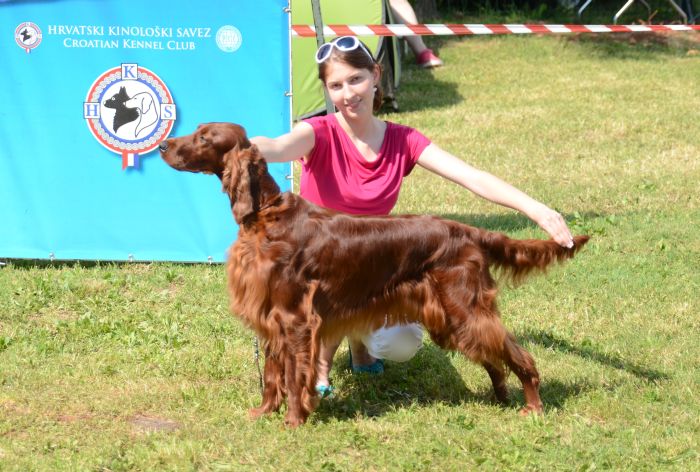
[83,102,100,119]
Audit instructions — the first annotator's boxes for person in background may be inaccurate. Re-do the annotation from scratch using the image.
[389,0,444,68]
[251,36,574,396]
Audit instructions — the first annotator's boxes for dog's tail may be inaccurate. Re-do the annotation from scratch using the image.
[471,228,590,283]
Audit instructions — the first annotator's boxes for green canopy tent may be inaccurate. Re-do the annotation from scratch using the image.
[291,0,402,121]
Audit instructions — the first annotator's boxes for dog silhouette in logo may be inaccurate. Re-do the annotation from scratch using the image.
[20,28,32,43]
[124,92,159,138]
[103,86,139,133]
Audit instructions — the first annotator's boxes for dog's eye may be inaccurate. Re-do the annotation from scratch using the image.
[199,136,209,144]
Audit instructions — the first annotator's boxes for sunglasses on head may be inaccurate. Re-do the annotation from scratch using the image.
[315,36,375,64]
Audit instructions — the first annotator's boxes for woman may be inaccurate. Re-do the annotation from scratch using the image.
[250,36,574,396]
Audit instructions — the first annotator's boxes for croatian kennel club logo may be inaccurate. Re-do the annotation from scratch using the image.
[15,22,42,53]
[84,64,176,169]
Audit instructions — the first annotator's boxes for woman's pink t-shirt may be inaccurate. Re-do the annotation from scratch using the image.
[300,114,431,215]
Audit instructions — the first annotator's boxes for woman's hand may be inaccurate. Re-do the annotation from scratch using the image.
[529,203,575,248]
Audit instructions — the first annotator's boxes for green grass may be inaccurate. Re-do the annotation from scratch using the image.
[2,32,700,471]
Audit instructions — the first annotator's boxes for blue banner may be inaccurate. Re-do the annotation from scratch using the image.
[0,0,291,262]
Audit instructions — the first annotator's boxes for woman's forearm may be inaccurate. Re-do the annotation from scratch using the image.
[457,169,544,219]
[418,144,574,247]
[250,122,315,164]
[459,169,574,247]
[250,136,286,163]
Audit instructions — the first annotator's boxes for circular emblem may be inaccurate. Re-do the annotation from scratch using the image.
[15,22,42,53]
[83,64,177,169]
[216,25,242,53]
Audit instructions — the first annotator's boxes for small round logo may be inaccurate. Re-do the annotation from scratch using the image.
[15,22,42,53]
[216,25,242,53]
[83,64,177,169]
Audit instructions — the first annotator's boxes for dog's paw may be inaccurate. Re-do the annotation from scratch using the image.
[518,404,544,416]
[249,406,274,420]
[493,386,509,404]
[283,413,306,428]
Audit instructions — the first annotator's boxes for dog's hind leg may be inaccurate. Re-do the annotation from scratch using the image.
[425,302,513,407]
[502,332,542,415]
[426,263,542,415]
[482,361,509,404]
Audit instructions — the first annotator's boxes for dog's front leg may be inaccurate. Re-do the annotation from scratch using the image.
[249,342,285,419]
[283,285,322,427]
[282,348,305,427]
[282,325,320,427]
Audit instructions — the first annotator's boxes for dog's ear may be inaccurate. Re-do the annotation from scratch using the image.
[222,146,258,224]
[221,145,241,200]
[140,96,151,114]
[250,145,281,201]
[233,160,257,224]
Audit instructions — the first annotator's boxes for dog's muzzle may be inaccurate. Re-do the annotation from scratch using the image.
[158,141,168,152]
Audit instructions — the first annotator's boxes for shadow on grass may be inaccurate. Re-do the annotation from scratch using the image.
[3,259,113,269]
[381,36,465,115]
[537,377,627,411]
[441,212,537,233]
[383,73,462,114]
[311,344,483,423]
[438,211,605,234]
[518,328,670,382]
[312,323,668,422]
[311,341,593,423]
[563,31,700,60]
[2,259,211,270]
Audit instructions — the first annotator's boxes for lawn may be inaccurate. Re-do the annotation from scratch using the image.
[1,28,699,471]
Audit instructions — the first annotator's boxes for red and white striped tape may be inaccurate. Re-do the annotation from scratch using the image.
[292,23,700,37]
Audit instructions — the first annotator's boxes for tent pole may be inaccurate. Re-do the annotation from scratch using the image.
[311,0,335,114]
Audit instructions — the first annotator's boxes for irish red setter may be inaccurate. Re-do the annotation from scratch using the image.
[159,123,589,427]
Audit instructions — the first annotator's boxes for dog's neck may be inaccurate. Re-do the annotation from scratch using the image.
[255,166,282,204]
[257,192,283,213]
[236,188,283,227]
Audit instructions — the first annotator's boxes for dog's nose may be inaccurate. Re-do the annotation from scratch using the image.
[158,141,168,152]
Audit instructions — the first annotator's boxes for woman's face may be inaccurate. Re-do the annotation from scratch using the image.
[323,60,378,120]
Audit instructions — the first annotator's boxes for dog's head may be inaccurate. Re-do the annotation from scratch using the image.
[124,93,153,114]
[158,122,250,177]
[160,122,279,224]
[103,86,130,109]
